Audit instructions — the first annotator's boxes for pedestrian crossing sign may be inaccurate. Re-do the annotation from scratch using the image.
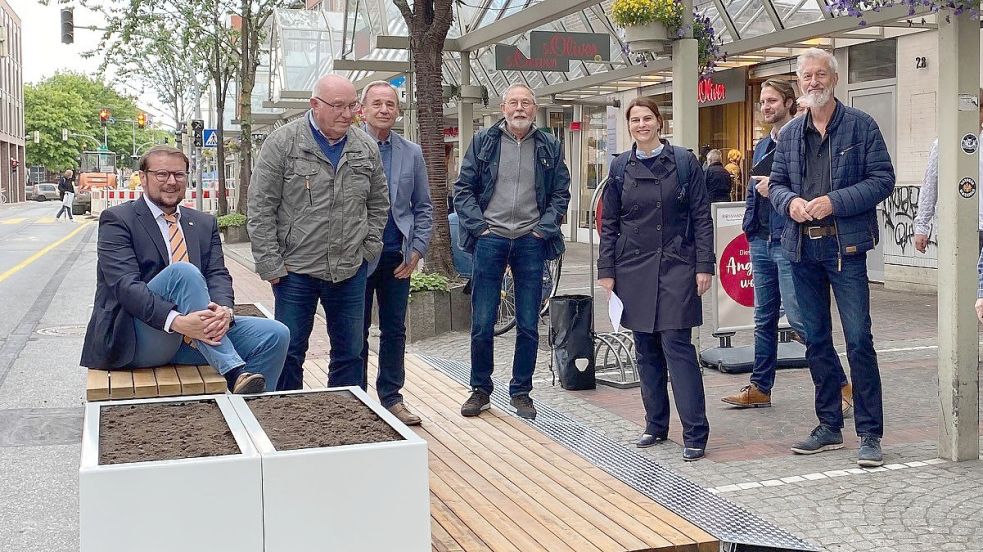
[203,129,218,148]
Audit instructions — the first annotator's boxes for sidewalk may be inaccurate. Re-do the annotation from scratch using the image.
[221,240,983,551]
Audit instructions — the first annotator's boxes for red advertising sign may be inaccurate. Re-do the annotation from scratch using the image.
[717,233,753,308]
[698,78,726,104]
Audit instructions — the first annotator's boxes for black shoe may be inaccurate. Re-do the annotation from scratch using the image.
[636,433,668,448]
[510,394,537,420]
[682,447,705,461]
[858,435,884,467]
[461,390,490,417]
[790,424,844,455]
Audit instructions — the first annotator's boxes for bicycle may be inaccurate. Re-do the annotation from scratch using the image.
[493,254,563,336]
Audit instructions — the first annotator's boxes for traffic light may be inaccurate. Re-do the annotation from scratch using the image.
[136,112,147,129]
[61,8,74,45]
[191,119,204,147]
[99,108,111,127]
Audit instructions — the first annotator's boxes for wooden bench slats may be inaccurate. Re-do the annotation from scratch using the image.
[198,365,228,394]
[131,369,159,398]
[154,366,182,397]
[108,370,135,400]
[399,354,717,551]
[86,370,110,401]
[403,362,664,550]
[174,364,205,395]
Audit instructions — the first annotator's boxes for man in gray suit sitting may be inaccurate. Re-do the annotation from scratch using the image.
[359,80,434,425]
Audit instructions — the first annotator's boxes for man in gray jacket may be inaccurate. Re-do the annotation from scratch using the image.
[248,74,390,391]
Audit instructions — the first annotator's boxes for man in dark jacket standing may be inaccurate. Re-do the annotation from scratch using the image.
[703,150,733,203]
[454,83,571,420]
[723,79,850,411]
[769,48,895,467]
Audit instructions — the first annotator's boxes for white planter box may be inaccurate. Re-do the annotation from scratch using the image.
[79,395,263,552]
[624,21,671,54]
[229,387,431,552]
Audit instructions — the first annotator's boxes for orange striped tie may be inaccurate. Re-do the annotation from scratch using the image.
[163,213,189,264]
[164,213,194,347]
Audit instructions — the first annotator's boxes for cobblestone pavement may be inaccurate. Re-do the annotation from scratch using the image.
[225,241,983,551]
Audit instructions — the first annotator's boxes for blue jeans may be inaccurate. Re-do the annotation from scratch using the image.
[126,262,288,392]
[469,233,545,397]
[633,328,709,449]
[749,237,847,394]
[361,252,410,408]
[789,236,883,437]
[273,266,368,391]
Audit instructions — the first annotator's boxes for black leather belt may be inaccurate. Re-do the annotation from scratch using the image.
[801,225,837,239]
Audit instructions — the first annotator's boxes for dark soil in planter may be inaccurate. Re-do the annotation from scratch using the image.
[233,304,265,318]
[247,391,404,450]
[99,400,240,465]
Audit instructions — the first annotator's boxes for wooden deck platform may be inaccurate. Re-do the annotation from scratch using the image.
[304,354,718,552]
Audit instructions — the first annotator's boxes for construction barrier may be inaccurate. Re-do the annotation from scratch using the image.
[90,188,237,217]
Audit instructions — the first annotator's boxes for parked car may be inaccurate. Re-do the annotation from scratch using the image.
[33,183,59,201]
[73,189,91,215]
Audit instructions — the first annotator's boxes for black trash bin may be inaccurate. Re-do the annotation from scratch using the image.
[549,295,595,391]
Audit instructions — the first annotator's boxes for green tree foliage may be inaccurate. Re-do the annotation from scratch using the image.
[25,73,163,172]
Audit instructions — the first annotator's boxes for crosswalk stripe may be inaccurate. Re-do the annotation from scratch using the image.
[35,217,56,224]
[0,217,27,225]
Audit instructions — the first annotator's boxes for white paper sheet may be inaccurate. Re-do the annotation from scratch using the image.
[608,292,624,332]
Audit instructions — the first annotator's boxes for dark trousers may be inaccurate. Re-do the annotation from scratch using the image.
[469,234,545,397]
[633,328,710,449]
[789,236,883,437]
[749,237,847,393]
[361,252,411,408]
[273,265,368,391]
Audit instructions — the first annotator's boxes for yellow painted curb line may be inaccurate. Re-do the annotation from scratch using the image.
[0,221,93,285]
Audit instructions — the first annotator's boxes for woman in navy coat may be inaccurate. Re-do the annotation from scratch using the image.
[596,97,716,461]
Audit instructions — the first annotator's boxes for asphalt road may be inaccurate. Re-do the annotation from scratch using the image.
[0,200,97,552]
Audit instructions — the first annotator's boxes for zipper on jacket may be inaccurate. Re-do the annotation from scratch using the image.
[828,140,843,272]
[305,176,312,206]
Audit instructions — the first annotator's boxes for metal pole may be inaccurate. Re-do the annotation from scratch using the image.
[131,120,136,159]
[194,146,204,212]
[936,11,980,461]
[103,125,108,149]
[458,51,474,168]
[671,0,699,152]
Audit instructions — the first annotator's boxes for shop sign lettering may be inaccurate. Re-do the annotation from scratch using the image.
[495,31,610,72]
[698,78,726,104]
[718,234,754,308]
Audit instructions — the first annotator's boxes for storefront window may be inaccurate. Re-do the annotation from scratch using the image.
[579,107,607,230]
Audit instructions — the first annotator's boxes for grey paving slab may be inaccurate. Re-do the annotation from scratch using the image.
[0,444,80,552]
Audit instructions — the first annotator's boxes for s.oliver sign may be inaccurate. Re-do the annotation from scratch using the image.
[495,31,611,72]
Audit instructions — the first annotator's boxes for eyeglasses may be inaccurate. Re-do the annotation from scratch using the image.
[144,169,188,183]
[504,99,535,109]
[313,96,361,113]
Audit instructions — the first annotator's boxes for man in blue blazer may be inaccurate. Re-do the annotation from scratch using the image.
[359,81,433,425]
[80,146,289,393]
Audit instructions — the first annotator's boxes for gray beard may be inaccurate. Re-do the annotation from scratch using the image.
[801,89,832,109]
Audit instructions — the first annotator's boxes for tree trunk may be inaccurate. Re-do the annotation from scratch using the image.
[236,0,253,216]
[412,40,455,276]
[215,92,229,215]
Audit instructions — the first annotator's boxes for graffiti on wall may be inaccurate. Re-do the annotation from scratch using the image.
[884,185,943,253]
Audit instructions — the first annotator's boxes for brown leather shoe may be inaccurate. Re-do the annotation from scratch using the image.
[721,384,771,408]
[841,382,854,418]
[232,372,266,394]
[388,402,422,426]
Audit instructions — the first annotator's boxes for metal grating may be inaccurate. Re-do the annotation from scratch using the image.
[418,354,821,552]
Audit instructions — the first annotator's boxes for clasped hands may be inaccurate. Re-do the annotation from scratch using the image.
[172,302,231,346]
[788,196,833,223]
